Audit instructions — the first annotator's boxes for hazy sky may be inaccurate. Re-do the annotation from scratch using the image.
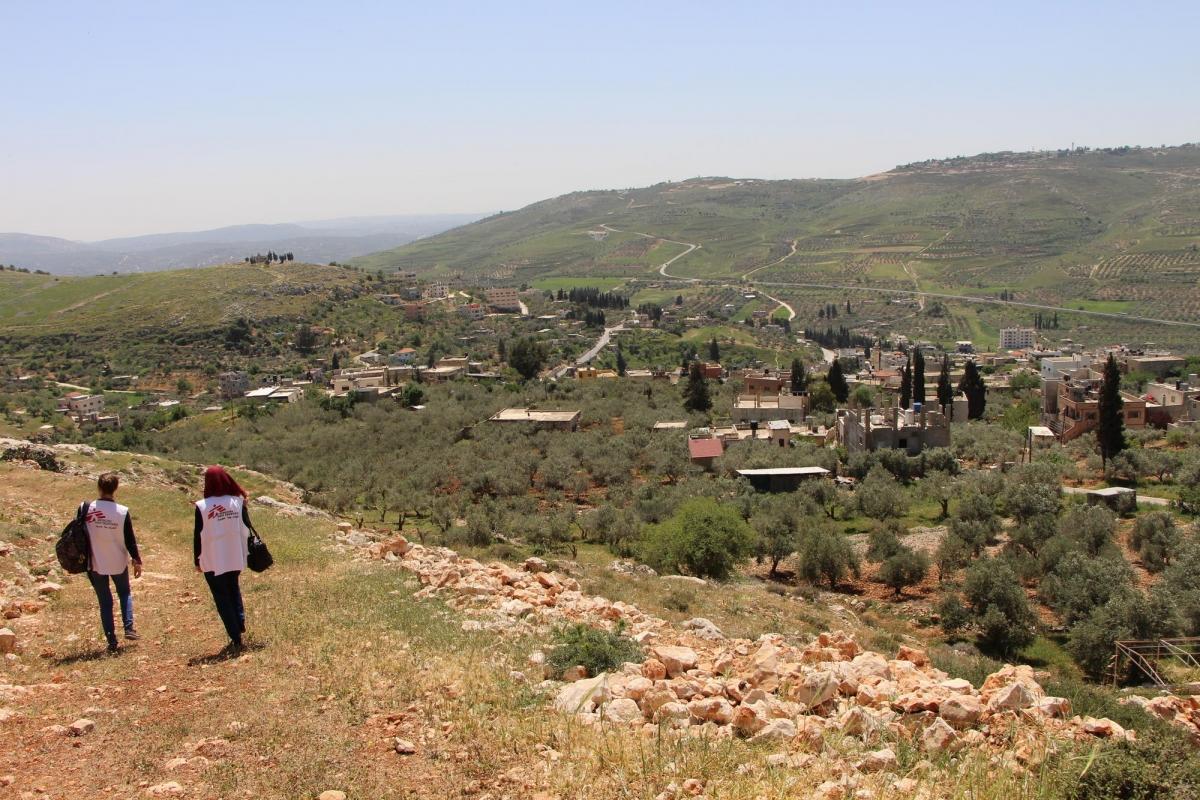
[3,1,1198,240]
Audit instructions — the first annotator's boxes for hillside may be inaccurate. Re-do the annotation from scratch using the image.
[0,214,483,276]
[2,444,1198,799]
[0,262,367,382]
[354,145,1200,325]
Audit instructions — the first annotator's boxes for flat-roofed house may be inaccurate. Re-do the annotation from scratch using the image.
[488,408,581,431]
[737,466,831,493]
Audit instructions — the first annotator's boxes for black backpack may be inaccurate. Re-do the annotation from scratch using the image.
[55,501,91,574]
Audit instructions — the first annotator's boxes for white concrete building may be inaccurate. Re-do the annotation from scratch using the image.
[999,327,1037,350]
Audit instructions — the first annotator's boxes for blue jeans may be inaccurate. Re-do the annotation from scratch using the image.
[88,569,133,644]
[203,571,245,645]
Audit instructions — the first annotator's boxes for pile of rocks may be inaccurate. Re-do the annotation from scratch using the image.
[1121,693,1200,743]
[386,538,1138,768]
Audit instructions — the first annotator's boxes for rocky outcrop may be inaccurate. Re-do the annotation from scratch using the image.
[390,541,1138,773]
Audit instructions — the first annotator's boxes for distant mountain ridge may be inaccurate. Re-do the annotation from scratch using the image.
[0,214,484,275]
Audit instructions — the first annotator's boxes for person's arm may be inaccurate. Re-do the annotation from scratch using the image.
[194,507,203,570]
[242,503,253,531]
[124,513,143,577]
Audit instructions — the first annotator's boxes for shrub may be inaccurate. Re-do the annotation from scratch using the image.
[866,522,904,562]
[637,497,754,580]
[963,557,1037,656]
[797,525,860,589]
[1067,591,1181,680]
[1038,552,1134,626]
[1066,728,1200,800]
[856,466,907,520]
[879,547,930,596]
[1061,503,1117,557]
[545,624,643,679]
[1130,511,1181,572]
[936,594,971,634]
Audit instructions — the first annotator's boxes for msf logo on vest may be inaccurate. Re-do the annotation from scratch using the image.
[86,508,118,529]
[207,504,239,521]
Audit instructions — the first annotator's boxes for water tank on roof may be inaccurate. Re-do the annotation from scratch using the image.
[913,402,922,414]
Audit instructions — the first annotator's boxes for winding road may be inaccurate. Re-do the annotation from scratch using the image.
[599,224,700,280]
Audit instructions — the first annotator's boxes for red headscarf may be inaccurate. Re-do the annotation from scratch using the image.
[203,465,247,498]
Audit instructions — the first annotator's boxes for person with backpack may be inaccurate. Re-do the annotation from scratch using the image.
[83,472,143,653]
[194,466,254,653]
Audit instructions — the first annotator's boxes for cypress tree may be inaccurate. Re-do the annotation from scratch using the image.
[826,358,849,403]
[900,359,913,409]
[790,358,807,393]
[684,362,712,413]
[708,337,720,362]
[912,349,926,407]
[957,360,987,420]
[936,356,952,415]
[1097,353,1126,467]
[616,342,627,377]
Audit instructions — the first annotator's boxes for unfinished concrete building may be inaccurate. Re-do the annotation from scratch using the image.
[836,404,950,455]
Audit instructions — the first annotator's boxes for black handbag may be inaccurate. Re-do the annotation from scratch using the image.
[246,523,273,572]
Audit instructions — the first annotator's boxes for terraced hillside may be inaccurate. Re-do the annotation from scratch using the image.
[0,262,365,380]
[355,146,1200,323]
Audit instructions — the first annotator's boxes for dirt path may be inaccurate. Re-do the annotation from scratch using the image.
[598,224,700,280]
[0,458,465,799]
[741,238,799,281]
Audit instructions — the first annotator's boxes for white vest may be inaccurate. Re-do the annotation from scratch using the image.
[196,495,249,576]
[85,499,131,575]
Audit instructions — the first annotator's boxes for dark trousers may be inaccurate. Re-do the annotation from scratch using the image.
[203,570,245,645]
[88,569,133,644]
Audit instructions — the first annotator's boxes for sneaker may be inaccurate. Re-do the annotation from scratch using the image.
[124,628,140,641]
[106,640,119,655]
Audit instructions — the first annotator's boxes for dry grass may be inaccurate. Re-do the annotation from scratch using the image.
[0,453,1092,799]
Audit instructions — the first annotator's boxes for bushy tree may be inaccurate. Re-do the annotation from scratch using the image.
[919,469,957,519]
[880,548,930,596]
[1039,552,1134,625]
[866,521,904,561]
[947,487,1000,554]
[1158,541,1200,635]
[638,498,753,580]
[963,557,1037,655]
[808,381,836,413]
[751,495,804,576]
[1061,503,1116,557]
[1130,511,1182,572]
[1068,592,1181,680]
[509,337,546,380]
[797,525,860,589]
[856,466,907,520]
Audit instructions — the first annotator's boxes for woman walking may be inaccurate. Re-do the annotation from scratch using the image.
[194,466,253,652]
[84,472,143,653]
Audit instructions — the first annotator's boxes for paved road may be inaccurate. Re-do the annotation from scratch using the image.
[518,299,529,317]
[551,323,626,378]
[1061,486,1172,507]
